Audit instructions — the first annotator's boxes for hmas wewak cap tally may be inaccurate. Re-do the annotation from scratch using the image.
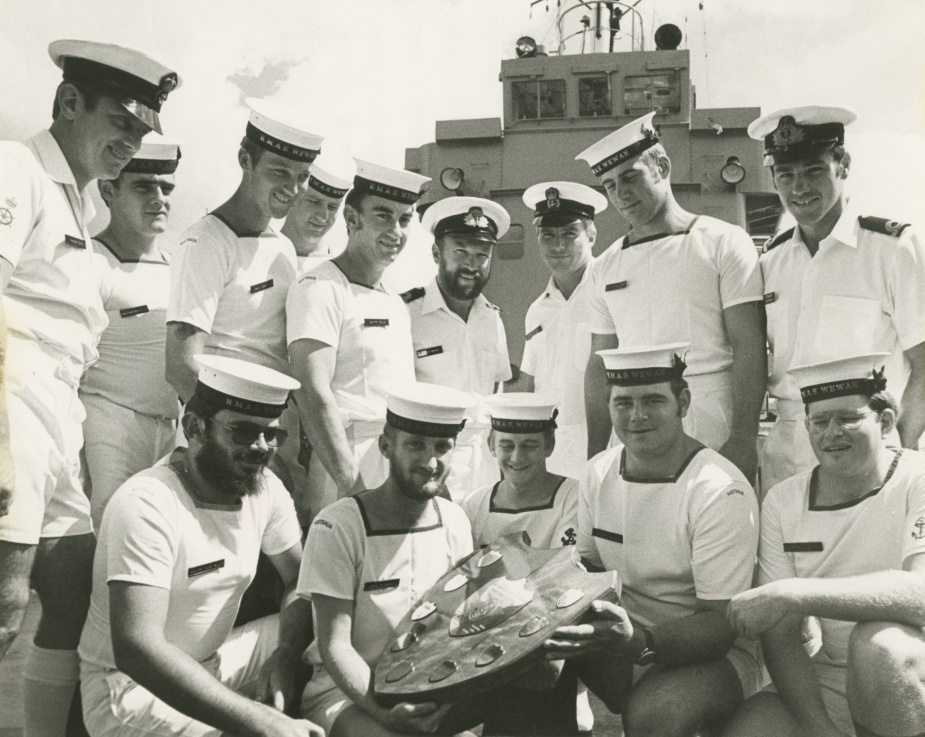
[49,39,181,135]
[307,139,356,199]
[486,393,558,433]
[747,105,857,166]
[122,133,182,174]
[522,181,608,227]
[789,353,889,404]
[245,97,323,163]
[193,355,300,418]
[597,343,689,386]
[421,196,511,242]
[384,381,474,438]
[576,111,659,177]
[353,160,430,205]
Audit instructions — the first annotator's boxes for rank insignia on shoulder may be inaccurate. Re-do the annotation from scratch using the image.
[763,227,795,253]
[401,287,425,303]
[858,216,910,238]
[488,301,501,312]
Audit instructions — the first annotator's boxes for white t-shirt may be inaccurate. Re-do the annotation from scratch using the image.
[79,462,301,670]
[168,214,297,374]
[461,476,579,549]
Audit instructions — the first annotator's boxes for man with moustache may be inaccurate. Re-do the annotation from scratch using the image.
[298,381,474,736]
[402,196,512,499]
[78,355,323,737]
[0,39,180,736]
[576,113,766,482]
[287,161,430,517]
[81,135,182,529]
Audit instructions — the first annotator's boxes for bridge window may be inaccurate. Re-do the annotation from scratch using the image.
[623,72,680,115]
[578,76,612,117]
[512,79,566,120]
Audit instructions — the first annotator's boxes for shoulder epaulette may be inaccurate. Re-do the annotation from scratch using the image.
[487,301,501,312]
[858,216,910,238]
[763,227,795,253]
[401,287,425,303]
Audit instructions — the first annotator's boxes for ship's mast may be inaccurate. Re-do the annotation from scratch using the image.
[530,0,646,55]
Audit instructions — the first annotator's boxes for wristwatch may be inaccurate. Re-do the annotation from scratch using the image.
[634,626,657,666]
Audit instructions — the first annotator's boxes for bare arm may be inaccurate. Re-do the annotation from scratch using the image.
[165,321,208,403]
[585,332,619,458]
[289,338,359,497]
[0,258,13,515]
[898,341,925,449]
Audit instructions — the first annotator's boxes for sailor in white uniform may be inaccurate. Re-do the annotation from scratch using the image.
[81,135,181,529]
[403,196,512,500]
[576,113,767,483]
[726,354,925,737]
[298,381,474,736]
[287,161,429,519]
[518,182,608,478]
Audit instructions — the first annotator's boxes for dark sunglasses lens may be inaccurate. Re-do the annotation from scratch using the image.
[231,426,288,447]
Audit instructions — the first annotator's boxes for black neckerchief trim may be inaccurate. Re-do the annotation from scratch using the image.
[809,449,903,511]
[622,216,700,250]
[331,260,378,290]
[209,212,267,240]
[619,444,706,484]
[488,476,566,514]
[96,236,169,265]
[353,493,444,536]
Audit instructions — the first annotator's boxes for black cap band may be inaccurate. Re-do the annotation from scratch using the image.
[591,131,659,177]
[433,211,498,240]
[62,56,170,112]
[490,413,557,434]
[122,150,181,174]
[193,381,288,418]
[800,369,887,404]
[764,119,845,164]
[352,176,421,204]
[606,354,687,386]
[308,175,348,199]
[386,409,465,438]
[246,122,319,163]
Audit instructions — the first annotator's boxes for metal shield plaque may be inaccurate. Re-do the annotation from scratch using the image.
[373,532,620,706]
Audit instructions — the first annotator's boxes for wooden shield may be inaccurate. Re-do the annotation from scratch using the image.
[373,532,620,706]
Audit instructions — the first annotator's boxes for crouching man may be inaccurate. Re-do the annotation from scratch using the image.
[78,355,322,737]
[724,353,925,737]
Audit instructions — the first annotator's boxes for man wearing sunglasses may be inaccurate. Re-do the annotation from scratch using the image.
[78,355,323,737]
[725,353,925,737]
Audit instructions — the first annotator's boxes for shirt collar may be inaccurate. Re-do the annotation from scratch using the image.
[544,258,595,300]
[793,197,857,251]
[28,129,97,226]
[421,276,489,316]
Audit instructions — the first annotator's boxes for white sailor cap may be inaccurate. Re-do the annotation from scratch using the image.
[747,105,857,166]
[193,355,300,418]
[421,196,511,242]
[122,133,182,174]
[485,393,558,433]
[245,97,323,164]
[522,181,608,227]
[575,111,660,178]
[597,343,689,386]
[308,140,356,200]
[49,39,180,135]
[353,159,430,205]
[789,353,889,405]
[384,381,474,438]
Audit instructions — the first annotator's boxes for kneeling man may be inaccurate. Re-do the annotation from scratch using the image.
[725,353,925,737]
[79,355,322,736]
[546,344,760,737]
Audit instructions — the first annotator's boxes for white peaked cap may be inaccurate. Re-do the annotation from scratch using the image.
[421,196,511,240]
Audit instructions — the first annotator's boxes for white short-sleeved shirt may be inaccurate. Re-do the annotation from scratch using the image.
[168,214,297,373]
[586,216,762,377]
[299,493,473,666]
[577,444,758,628]
[81,239,178,418]
[0,131,107,370]
[461,476,579,550]
[759,449,925,667]
[78,462,301,670]
[404,278,511,400]
[286,260,415,424]
[762,201,925,404]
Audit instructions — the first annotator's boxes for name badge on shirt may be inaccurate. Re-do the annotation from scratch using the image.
[364,578,400,592]
[525,325,543,341]
[250,279,274,294]
[188,559,225,577]
[605,280,628,292]
[416,345,443,358]
[65,234,87,249]
[764,292,777,305]
[783,542,823,552]
[119,305,149,318]
[364,318,389,328]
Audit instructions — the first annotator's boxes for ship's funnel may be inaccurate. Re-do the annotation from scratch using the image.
[654,23,682,50]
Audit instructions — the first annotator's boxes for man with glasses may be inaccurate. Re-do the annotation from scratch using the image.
[78,355,323,737]
[724,353,925,737]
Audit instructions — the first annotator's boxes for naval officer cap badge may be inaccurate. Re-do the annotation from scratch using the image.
[523,181,608,227]
[422,196,511,242]
[748,105,857,166]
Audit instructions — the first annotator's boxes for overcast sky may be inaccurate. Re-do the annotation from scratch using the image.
[3,0,923,288]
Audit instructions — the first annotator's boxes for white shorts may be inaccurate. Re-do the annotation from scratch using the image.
[81,615,279,737]
[0,336,92,544]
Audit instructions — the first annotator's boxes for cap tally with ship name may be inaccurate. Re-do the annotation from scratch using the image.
[384,381,474,438]
[421,196,511,241]
[789,352,889,405]
[245,97,323,164]
[485,393,558,433]
[353,159,430,205]
[523,181,608,227]
[597,343,689,386]
[308,140,356,199]
[576,111,659,178]
[122,133,182,174]
[49,39,181,135]
[747,105,857,166]
[193,354,300,418]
